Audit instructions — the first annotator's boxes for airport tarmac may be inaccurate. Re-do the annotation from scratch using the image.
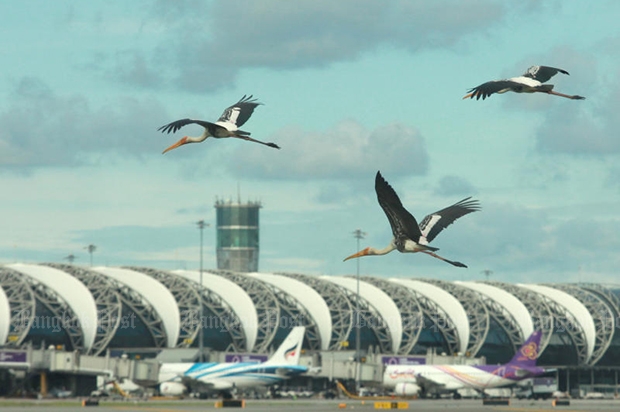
[1,398,620,412]
[0,399,620,412]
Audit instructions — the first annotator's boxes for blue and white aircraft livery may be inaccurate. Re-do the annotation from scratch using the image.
[383,330,545,397]
[159,326,307,396]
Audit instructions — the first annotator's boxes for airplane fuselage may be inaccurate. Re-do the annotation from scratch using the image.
[160,362,308,391]
[384,364,542,393]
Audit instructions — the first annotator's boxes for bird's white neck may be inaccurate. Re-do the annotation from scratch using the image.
[187,129,209,143]
[181,129,209,144]
[368,243,397,256]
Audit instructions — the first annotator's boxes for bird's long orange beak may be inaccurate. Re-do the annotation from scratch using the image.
[162,136,188,154]
[343,248,370,262]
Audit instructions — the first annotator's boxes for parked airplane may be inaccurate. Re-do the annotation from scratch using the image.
[159,326,307,397]
[383,330,544,398]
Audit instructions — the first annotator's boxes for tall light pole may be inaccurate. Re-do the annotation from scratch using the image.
[352,229,366,394]
[197,220,209,363]
[481,269,493,282]
[84,244,96,266]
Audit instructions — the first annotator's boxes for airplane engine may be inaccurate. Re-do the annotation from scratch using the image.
[394,382,421,396]
[160,382,187,396]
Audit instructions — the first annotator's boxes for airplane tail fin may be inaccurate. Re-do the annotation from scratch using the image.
[509,330,542,368]
[264,326,305,366]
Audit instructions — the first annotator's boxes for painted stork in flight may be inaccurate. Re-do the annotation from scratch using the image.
[463,65,586,101]
[158,95,280,153]
[343,171,480,268]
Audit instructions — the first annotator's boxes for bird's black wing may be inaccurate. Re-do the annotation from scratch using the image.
[464,80,524,100]
[375,171,423,244]
[216,95,262,128]
[524,66,569,83]
[158,119,217,134]
[419,197,481,243]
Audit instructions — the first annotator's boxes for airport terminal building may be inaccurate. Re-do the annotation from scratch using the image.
[2,262,620,395]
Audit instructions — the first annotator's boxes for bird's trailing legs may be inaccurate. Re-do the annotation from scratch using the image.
[544,90,586,100]
[235,135,281,149]
[420,250,467,268]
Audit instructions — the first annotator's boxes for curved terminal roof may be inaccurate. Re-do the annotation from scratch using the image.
[519,283,595,362]
[394,279,469,353]
[173,270,258,351]
[92,267,180,347]
[457,281,533,339]
[322,276,402,352]
[0,286,10,345]
[248,273,332,350]
[8,263,98,351]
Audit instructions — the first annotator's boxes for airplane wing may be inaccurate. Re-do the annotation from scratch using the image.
[414,372,463,391]
[208,380,234,390]
[179,375,232,392]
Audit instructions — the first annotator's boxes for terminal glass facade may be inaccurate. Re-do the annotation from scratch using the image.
[25,302,73,349]
[410,315,451,355]
[477,318,514,364]
[106,305,157,348]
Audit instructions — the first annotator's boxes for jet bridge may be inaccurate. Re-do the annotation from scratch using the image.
[0,345,160,396]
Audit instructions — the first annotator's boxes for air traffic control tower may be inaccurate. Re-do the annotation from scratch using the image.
[215,198,261,272]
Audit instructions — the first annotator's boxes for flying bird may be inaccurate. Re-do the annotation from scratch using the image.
[158,95,280,153]
[343,171,480,268]
[463,65,585,101]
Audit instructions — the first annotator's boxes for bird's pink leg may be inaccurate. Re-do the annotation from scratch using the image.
[544,90,586,100]
[420,250,467,268]
[234,135,281,149]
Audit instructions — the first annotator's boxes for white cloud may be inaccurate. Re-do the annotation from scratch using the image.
[142,0,507,92]
[442,201,620,278]
[434,175,478,197]
[536,87,620,155]
[230,120,429,180]
[0,77,168,170]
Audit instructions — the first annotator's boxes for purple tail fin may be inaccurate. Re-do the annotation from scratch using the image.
[508,330,542,368]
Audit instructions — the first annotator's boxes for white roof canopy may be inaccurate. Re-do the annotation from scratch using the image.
[248,273,332,350]
[519,283,595,362]
[173,270,258,352]
[394,279,469,353]
[457,281,533,339]
[93,267,180,347]
[322,276,402,353]
[0,286,10,345]
[8,263,98,351]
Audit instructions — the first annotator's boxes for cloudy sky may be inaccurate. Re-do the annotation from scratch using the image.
[1,0,619,284]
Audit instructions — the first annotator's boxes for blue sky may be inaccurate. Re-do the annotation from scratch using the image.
[1,0,619,283]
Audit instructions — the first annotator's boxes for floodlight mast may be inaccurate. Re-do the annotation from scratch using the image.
[197,220,210,362]
[352,228,366,394]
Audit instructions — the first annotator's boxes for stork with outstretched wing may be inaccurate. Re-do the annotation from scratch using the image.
[344,171,480,268]
[463,65,585,101]
[159,95,280,153]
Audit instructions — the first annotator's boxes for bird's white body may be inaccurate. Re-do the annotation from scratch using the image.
[214,121,237,133]
[503,76,542,93]
[403,238,430,250]
[214,105,244,131]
